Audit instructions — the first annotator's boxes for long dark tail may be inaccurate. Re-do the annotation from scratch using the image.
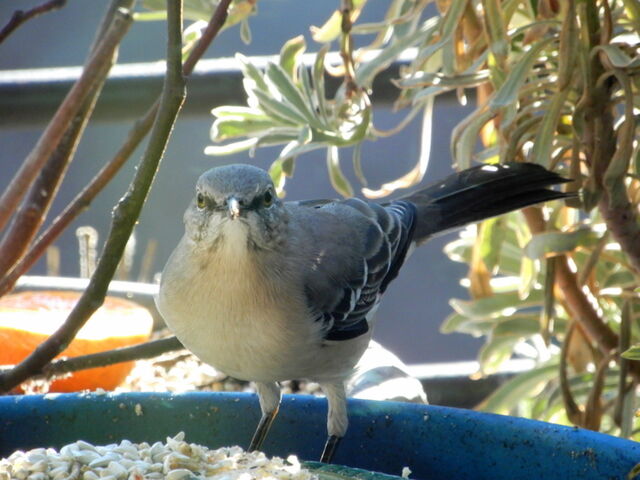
[401,163,571,244]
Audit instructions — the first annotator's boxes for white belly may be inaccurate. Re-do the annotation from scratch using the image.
[156,236,329,382]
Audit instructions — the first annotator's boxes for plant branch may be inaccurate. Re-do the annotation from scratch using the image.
[0,0,186,394]
[0,0,66,44]
[42,336,184,378]
[0,0,133,280]
[0,0,233,296]
[0,9,132,234]
[182,0,232,76]
[597,72,640,274]
[522,207,619,353]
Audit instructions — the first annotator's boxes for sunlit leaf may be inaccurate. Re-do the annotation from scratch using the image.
[529,89,569,167]
[310,0,367,43]
[594,45,640,69]
[326,146,354,198]
[479,334,519,374]
[240,18,251,44]
[204,138,257,156]
[478,364,559,414]
[265,63,325,129]
[252,89,307,125]
[211,117,280,141]
[236,53,269,92]
[356,18,439,87]
[493,314,541,337]
[451,107,496,169]
[450,289,543,318]
[279,35,306,79]
[524,229,596,259]
[490,38,554,111]
[622,345,640,361]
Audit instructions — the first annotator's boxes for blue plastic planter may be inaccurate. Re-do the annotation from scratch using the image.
[0,392,638,479]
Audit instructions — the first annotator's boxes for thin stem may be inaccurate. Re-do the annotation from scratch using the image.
[0,0,66,44]
[0,0,134,280]
[0,9,133,233]
[522,207,619,353]
[42,336,184,378]
[0,0,186,394]
[0,0,234,296]
[182,0,232,76]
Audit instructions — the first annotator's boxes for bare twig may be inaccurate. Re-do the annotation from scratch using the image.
[42,336,184,378]
[0,0,66,44]
[182,0,232,76]
[0,9,132,234]
[0,0,233,296]
[0,0,186,393]
[0,1,134,280]
[597,72,640,274]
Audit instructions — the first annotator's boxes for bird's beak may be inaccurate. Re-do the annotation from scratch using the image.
[227,196,241,220]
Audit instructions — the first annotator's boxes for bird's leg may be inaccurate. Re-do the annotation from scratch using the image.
[249,381,281,452]
[319,381,348,463]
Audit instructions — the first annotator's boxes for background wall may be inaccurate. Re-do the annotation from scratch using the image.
[0,0,481,364]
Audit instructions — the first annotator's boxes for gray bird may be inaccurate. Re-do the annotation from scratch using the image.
[156,162,569,463]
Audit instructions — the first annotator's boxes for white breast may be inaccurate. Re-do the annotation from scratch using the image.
[156,228,325,383]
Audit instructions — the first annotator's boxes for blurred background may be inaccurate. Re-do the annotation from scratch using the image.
[0,0,480,365]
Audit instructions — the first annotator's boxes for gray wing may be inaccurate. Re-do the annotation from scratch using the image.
[292,198,416,342]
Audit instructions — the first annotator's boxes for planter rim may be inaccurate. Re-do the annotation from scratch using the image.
[0,392,638,480]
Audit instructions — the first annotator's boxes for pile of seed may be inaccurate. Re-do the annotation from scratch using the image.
[0,432,316,480]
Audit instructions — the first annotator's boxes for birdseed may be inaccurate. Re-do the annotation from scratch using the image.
[0,432,316,480]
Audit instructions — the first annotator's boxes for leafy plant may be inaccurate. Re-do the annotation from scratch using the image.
[204,0,640,438]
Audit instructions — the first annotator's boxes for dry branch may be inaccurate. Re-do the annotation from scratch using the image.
[0,0,186,394]
[0,9,132,233]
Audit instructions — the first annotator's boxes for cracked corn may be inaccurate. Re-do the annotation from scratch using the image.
[0,432,316,480]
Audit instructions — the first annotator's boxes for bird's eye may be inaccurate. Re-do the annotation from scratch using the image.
[196,192,206,209]
[263,189,274,207]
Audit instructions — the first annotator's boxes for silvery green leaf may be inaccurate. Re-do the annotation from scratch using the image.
[211,106,268,119]
[211,116,280,141]
[240,18,251,44]
[478,217,505,272]
[253,89,307,125]
[530,89,569,167]
[524,229,596,259]
[451,107,496,169]
[236,53,269,92]
[622,345,640,361]
[594,45,640,69]
[493,314,543,337]
[279,35,306,78]
[356,17,438,87]
[478,363,559,414]
[352,143,367,187]
[269,157,296,194]
[490,38,554,111]
[313,46,330,123]
[265,63,324,129]
[254,130,299,148]
[278,140,327,160]
[204,138,257,156]
[450,289,543,318]
[327,146,354,198]
[479,335,519,374]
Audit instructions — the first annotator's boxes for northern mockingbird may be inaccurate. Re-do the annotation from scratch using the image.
[156,162,569,462]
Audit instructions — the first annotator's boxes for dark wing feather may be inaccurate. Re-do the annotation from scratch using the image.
[299,198,416,341]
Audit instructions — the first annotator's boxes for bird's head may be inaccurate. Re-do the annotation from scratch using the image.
[183,164,288,251]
